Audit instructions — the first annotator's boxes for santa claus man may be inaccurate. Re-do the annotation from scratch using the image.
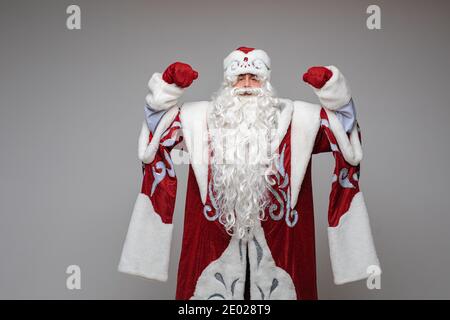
[118,47,381,300]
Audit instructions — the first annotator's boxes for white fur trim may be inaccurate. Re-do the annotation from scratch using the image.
[179,101,211,204]
[191,237,247,300]
[325,109,363,166]
[138,106,180,164]
[248,223,297,300]
[118,193,173,282]
[290,101,322,209]
[145,72,185,111]
[312,66,352,111]
[271,99,294,154]
[223,49,271,84]
[328,192,381,285]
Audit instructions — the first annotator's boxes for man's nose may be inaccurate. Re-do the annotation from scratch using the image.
[245,75,251,86]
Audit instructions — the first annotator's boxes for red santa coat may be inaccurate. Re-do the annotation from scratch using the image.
[118,68,381,300]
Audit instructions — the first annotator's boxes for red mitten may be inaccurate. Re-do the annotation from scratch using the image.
[302,66,333,89]
[162,62,198,88]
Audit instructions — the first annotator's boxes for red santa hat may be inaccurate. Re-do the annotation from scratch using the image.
[223,46,271,84]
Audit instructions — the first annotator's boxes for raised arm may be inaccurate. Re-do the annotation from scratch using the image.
[139,62,198,163]
[118,62,198,281]
[303,66,381,285]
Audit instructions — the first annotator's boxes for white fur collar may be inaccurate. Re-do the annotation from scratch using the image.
[272,99,294,154]
[289,103,364,209]
[290,101,322,209]
[179,101,211,204]
[179,99,293,205]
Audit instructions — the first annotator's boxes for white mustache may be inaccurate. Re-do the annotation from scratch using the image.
[232,87,263,96]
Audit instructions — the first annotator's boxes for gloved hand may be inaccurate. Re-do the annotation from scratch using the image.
[162,62,199,88]
[302,66,333,89]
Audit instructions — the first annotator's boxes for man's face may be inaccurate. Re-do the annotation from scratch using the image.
[233,73,262,93]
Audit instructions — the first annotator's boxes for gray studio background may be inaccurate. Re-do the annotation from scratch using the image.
[1,0,449,299]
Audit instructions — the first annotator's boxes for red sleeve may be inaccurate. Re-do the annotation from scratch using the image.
[141,113,183,223]
[312,124,332,154]
[314,108,361,227]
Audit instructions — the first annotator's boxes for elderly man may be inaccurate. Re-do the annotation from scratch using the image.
[118,47,381,300]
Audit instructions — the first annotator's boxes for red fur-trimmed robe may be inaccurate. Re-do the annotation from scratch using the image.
[118,70,381,300]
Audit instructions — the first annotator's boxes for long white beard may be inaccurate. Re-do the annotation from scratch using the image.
[208,82,280,238]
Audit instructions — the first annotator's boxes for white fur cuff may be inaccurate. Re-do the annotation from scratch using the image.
[328,192,381,285]
[145,72,185,111]
[313,66,352,111]
[118,193,174,282]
